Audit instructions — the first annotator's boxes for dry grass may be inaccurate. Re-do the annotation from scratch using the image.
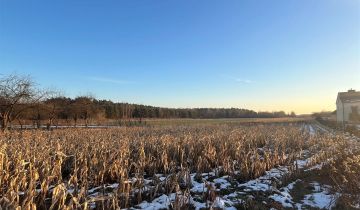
[325,139,360,209]
[0,122,357,209]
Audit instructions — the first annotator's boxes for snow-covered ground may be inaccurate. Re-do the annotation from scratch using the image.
[122,123,346,210]
[84,145,337,208]
[269,181,338,209]
[50,123,348,210]
[120,152,333,210]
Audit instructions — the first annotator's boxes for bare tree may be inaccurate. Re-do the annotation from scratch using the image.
[0,74,47,131]
[74,96,96,127]
[43,96,67,130]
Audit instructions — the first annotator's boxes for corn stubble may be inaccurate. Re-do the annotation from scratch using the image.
[0,123,354,209]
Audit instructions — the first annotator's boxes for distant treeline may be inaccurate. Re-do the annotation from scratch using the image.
[48,97,293,119]
[0,74,295,130]
[8,97,296,127]
[22,96,295,125]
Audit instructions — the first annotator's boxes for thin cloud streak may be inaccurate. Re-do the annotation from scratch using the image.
[87,77,135,84]
[235,79,254,84]
[221,75,255,84]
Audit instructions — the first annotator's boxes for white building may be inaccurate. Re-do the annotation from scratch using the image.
[336,89,360,124]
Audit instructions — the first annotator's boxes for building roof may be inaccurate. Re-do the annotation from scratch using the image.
[338,90,360,103]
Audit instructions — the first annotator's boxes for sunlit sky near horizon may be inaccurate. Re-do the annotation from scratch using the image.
[1,0,359,114]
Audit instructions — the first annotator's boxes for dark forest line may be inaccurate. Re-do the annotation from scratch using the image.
[0,74,295,130]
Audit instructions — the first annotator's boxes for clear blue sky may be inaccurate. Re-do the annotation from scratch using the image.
[1,0,359,114]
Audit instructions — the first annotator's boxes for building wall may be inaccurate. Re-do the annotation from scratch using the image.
[344,101,360,122]
[336,100,343,122]
[338,101,360,122]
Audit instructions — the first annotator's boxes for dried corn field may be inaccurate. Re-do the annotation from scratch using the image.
[0,121,359,210]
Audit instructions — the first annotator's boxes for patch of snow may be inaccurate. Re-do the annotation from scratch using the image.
[294,159,310,169]
[270,193,293,208]
[302,192,336,209]
[302,182,337,209]
[269,181,338,210]
[136,194,171,210]
[308,124,316,136]
[213,176,232,189]
[190,180,206,193]
[239,167,289,192]
[212,197,237,210]
[268,180,299,208]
